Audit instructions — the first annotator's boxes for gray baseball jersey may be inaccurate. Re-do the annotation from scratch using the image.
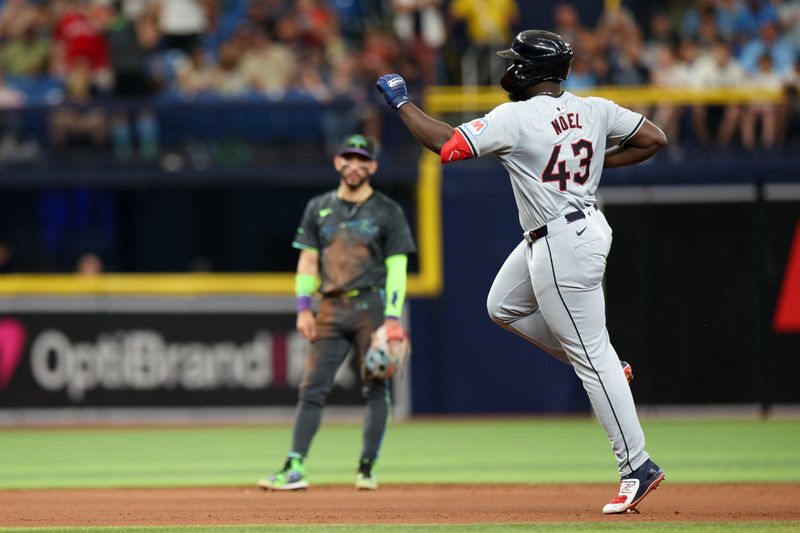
[467,91,651,478]
[456,92,643,230]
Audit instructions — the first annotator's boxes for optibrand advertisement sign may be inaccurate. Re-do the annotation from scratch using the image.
[0,314,363,407]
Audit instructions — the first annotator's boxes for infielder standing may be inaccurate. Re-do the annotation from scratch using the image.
[258,134,416,491]
[377,30,667,514]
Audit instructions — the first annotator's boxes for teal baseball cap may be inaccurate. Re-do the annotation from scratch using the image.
[337,134,377,160]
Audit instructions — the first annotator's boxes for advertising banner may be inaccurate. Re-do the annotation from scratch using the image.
[0,313,364,407]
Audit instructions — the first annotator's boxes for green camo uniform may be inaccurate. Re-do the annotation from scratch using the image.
[291,188,415,471]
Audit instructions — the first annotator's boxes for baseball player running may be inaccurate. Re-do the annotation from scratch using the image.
[376,30,667,514]
[258,134,416,491]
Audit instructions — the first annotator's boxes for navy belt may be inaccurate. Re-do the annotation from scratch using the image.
[527,209,586,243]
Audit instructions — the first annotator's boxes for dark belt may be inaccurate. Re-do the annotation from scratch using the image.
[322,287,380,300]
[527,209,586,242]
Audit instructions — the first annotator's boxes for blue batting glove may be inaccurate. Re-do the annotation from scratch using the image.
[376,74,411,109]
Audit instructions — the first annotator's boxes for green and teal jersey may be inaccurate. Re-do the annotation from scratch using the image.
[293,190,416,296]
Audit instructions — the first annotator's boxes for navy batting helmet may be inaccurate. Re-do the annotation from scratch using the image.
[497,30,574,98]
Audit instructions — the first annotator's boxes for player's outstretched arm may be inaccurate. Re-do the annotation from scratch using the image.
[604,118,667,169]
[397,103,454,155]
[376,74,453,154]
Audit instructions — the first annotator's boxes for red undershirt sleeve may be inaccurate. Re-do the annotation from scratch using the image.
[440,128,475,164]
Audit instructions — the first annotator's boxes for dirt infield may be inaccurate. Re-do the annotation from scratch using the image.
[1,483,799,527]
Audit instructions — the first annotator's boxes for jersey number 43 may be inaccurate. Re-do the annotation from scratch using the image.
[542,139,594,191]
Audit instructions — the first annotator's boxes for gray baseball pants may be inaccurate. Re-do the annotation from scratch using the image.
[292,291,389,462]
[486,206,649,476]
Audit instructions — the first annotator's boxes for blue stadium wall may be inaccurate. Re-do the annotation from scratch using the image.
[409,162,589,414]
[409,159,800,413]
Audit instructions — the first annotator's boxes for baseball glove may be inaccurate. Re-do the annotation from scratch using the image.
[363,323,411,379]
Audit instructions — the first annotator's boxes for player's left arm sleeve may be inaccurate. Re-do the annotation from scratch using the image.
[383,202,417,257]
[602,98,644,146]
[382,201,416,318]
[384,254,408,318]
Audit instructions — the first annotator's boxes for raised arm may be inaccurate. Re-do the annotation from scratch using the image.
[397,103,454,155]
[604,118,667,169]
[376,74,454,155]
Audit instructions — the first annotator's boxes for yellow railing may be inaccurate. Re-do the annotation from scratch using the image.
[2,85,781,296]
[425,85,786,112]
[0,273,295,295]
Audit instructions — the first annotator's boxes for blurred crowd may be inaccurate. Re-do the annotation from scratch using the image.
[1,0,800,275]
[0,0,798,155]
[0,0,440,123]
[0,0,454,159]
[556,1,800,151]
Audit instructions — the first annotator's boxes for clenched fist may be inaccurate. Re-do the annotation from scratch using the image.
[376,74,411,109]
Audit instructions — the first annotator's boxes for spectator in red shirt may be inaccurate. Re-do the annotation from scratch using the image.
[294,0,338,49]
[53,0,110,86]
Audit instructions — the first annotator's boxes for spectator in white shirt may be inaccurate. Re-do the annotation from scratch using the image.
[688,38,746,146]
[650,44,691,148]
[157,0,212,53]
[741,53,785,149]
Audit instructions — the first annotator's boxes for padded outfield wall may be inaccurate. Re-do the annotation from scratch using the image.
[2,161,797,415]
[409,159,800,413]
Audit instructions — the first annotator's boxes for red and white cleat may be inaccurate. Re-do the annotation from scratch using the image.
[603,459,665,514]
[620,360,634,385]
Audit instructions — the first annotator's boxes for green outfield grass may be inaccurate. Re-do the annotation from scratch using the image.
[1,419,798,532]
[0,418,798,488]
